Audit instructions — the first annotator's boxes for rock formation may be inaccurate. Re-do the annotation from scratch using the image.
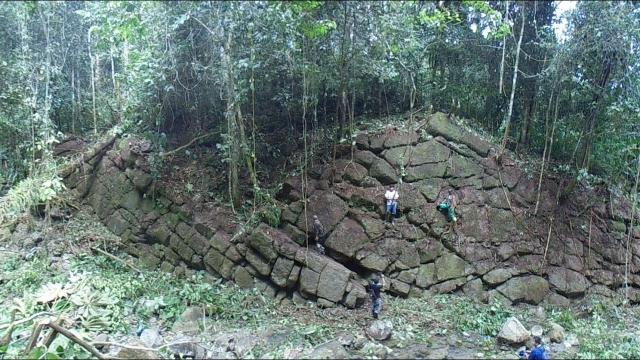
[59,112,640,307]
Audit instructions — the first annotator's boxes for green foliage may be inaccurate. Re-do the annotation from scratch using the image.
[0,167,65,226]
[434,295,512,336]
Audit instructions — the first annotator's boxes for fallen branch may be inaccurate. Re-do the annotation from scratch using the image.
[0,312,55,330]
[24,323,45,353]
[161,132,217,158]
[46,322,106,359]
[91,339,205,353]
[91,246,142,273]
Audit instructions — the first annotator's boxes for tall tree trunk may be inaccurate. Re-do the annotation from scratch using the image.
[498,5,525,158]
[498,0,509,96]
[578,57,613,170]
[88,30,97,136]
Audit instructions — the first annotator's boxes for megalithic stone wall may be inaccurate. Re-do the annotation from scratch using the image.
[61,138,368,308]
[59,112,640,308]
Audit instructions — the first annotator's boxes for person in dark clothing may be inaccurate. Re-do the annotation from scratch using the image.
[368,273,385,319]
[528,336,548,360]
[312,215,326,254]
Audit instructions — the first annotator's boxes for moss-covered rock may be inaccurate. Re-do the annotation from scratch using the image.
[369,157,398,185]
[326,218,370,259]
[435,253,470,281]
[497,275,549,304]
[425,112,492,156]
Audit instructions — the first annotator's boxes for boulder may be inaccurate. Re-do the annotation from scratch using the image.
[307,340,350,359]
[358,251,389,272]
[548,322,565,343]
[249,223,284,263]
[366,320,393,341]
[425,112,492,156]
[139,328,163,348]
[405,163,448,182]
[325,218,370,259]
[316,263,352,303]
[271,257,295,288]
[233,267,255,289]
[369,157,397,185]
[344,282,368,309]
[497,276,549,305]
[548,267,590,297]
[296,192,348,234]
[415,263,436,288]
[115,341,156,359]
[416,178,446,202]
[482,268,513,286]
[435,253,470,282]
[447,155,484,178]
[299,268,320,297]
[497,317,530,345]
[385,130,419,148]
[354,150,378,168]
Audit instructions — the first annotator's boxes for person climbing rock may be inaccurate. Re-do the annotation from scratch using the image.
[527,336,548,360]
[384,185,399,224]
[436,189,457,223]
[312,215,326,254]
[368,273,385,319]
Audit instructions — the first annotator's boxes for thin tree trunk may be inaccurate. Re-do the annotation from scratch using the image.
[88,30,97,136]
[498,5,525,158]
[625,154,640,302]
[534,92,558,215]
[498,0,509,96]
[71,67,76,134]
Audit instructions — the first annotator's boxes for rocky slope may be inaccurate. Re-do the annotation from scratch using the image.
[59,112,640,308]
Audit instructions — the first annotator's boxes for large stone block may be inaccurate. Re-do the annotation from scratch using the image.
[271,257,295,288]
[435,253,470,281]
[249,223,280,262]
[415,263,436,288]
[369,157,397,185]
[497,275,549,304]
[203,248,225,275]
[325,218,370,259]
[548,267,590,297]
[244,249,272,276]
[299,268,320,297]
[296,192,349,234]
[317,263,351,303]
[425,112,492,156]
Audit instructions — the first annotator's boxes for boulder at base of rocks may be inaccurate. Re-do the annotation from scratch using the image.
[115,341,156,359]
[497,317,530,345]
[172,306,204,335]
[367,320,393,341]
[168,336,209,359]
[139,328,163,348]
[387,344,448,359]
[306,340,350,359]
[548,322,565,343]
[212,329,262,358]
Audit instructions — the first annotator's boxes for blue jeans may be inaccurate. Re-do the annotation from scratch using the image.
[372,298,382,318]
[386,202,397,215]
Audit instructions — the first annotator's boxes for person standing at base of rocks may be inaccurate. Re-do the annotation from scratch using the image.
[527,336,548,360]
[312,215,326,255]
[368,273,385,319]
[384,185,399,225]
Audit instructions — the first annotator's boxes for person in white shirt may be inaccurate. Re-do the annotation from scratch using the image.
[384,185,399,224]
